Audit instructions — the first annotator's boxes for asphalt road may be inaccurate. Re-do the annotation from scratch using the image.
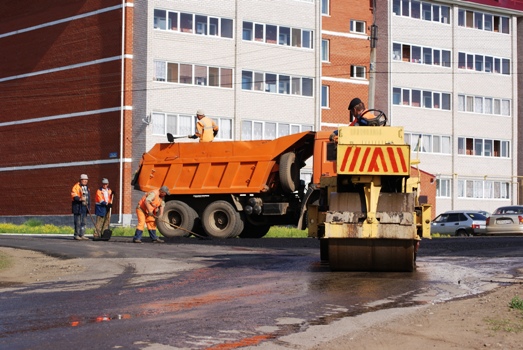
[0,235,522,349]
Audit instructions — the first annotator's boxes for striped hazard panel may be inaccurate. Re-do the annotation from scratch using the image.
[337,145,410,175]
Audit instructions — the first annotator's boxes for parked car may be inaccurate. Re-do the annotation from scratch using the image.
[486,205,523,235]
[431,210,488,236]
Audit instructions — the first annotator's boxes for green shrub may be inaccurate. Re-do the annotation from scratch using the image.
[0,223,73,234]
[509,296,523,311]
[265,226,307,238]
[24,218,44,227]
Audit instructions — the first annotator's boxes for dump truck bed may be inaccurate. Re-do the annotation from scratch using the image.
[134,131,316,195]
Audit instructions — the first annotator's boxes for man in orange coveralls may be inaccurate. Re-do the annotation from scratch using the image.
[132,186,169,243]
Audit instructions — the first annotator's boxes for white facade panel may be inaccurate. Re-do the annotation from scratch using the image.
[389,0,520,214]
[145,0,320,145]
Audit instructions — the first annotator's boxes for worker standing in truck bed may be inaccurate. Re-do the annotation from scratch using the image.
[189,109,218,142]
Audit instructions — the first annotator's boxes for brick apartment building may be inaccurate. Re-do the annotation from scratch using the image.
[0,0,320,226]
[0,0,134,225]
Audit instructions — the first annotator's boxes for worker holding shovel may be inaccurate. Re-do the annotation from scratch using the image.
[132,186,169,243]
[94,178,114,239]
[71,174,90,240]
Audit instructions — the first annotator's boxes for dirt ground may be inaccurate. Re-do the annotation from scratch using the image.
[1,247,522,349]
[0,247,84,285]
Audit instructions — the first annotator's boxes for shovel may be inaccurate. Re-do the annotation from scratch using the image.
[86,205,102,239]
[100,193,115,241]
[167,133,190,143]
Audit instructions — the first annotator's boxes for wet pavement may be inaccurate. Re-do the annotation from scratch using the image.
[0,235,522,349]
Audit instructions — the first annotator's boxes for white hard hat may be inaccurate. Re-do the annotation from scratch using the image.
[196,109,205,116]
[80,174,89,180]
[102,178,109,184]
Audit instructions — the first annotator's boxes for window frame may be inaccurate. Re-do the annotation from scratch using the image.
[350,20,366,34]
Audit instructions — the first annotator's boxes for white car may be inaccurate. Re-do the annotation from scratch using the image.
[486,206,523,235]
[431,210,488,236]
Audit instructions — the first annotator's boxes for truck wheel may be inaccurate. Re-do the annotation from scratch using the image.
[280,152,298,193]
[239,223,271,238]
[202,200,244,239]
[157,201,197,238]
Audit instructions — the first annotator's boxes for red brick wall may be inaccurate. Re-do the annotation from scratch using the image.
[0,0,134,219]
[411,167,437,219]
[0,61,122,123]
[321,0,373,128]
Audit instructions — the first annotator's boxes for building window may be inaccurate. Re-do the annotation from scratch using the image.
[321,39,329,62]
[242,70,313,97]
[180,13,193,33]
[243,21,313,49]
[457,94,510,116]
[242,71,252,90]
[302,30,313,49]
[392,0,450,24]
[321,85,329,108]
[458,9,509,34]
[241,120,313,140]
[404,132,451,154]
[154,61,167,81]
[154,9,167,30]
[393,42,451,68]
[458,179,510,199]
[458,137,510,158]
[279,26,290,46]
[154,10,233,38]
[321,0,329,15]
[458,51,510,75]
[350,20,366,34]
[152,112,233,139]
[279,75,290,94]
[436,178,451,198]
[242,21,252,40]
[393,87,451,110]
[351,65,366,79]
[154,60,233,88]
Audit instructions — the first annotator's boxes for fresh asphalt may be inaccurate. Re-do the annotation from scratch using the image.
[0,235,522,349]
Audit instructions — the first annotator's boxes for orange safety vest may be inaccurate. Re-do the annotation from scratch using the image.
[137,190,162,215]
[95,188,113,205]
[71,182,88,201]
[197,116,217,142]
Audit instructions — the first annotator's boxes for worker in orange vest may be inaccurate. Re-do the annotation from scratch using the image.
[94,178,114,238]
[71,174,90,240]
[132,186,170,243]
[188,109,218,142]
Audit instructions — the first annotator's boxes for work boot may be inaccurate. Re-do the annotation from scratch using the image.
[74,236,83,241]
[152,238,164,243]
[133,229,143,242]
[133,239,142,243]
[81,236,89,240]
[149,229,159,241]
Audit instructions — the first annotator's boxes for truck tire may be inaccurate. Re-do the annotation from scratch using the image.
[202,200,244,239]
[280,151,298,193]
[157,200,197,238]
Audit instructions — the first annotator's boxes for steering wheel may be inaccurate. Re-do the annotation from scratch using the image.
[359,109,388,126]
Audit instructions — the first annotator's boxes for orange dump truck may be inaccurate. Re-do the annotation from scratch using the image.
[133,126,431,271]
